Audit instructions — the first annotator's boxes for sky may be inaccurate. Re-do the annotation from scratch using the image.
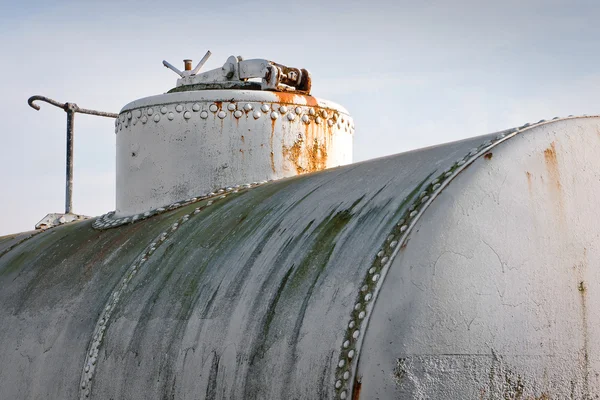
[2,0,600,236]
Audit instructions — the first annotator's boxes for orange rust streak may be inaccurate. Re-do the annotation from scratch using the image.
[282,118,330,175]
[273,91,319,107]
[543,142,562,192]
[270,119,276,173]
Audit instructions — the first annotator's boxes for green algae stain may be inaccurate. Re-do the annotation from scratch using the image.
[0,250,30,277]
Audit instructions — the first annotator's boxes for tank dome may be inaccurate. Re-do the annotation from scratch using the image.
[114,52,353,217]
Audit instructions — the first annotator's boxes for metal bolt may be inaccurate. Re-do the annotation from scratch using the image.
[183,59,192,71]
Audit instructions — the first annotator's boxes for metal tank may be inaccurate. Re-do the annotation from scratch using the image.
[1,53,599,399]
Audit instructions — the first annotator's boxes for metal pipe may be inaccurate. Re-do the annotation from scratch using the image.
[65,104,75,214]
[27,95,118,214]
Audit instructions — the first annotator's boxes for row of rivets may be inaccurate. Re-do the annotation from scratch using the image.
[115,102,353,134]
[92,181,267,231]
[332,116,559,398]
[82,182,266,398]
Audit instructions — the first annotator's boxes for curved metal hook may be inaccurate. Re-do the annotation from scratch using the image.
[28,95,66,111]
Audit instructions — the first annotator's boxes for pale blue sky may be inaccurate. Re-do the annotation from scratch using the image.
[2,0,600,235]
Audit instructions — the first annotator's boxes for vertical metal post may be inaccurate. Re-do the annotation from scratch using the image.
[64,103,76,214]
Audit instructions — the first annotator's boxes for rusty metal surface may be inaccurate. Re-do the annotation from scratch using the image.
[115,90,353,217]
[0,116,599,399]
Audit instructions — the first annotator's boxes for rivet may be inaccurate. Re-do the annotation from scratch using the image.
[200,111,209,119]
[352,330,360,339]
[218,111,227,119]
[234,110,243,118]
[119,114,125,122]
[348,350,355,359]
[328,120,334,126]
[354,303,362,310]
[287,113,296,121]
[85,389,90,397]
[160,106,168,114]
[271,112,279,120]
[85,365,90,373]
[295,106,302,114]
[409,211,417,218]
[348,321,355,329]
[244,103,253,111]
[335,380,342,389]
[343,340,350,348]
[184,111,191,119]
[369,267,376,274]
[126,111,132,119]
[261,104,270,112]
[337,123,341,129]
[338,360,345,368]
[280,106,288,113]
[365,293,372,301]
[192,103,201,111]
[228,103,236,111]
[176,104,184,113]
[135,109,142,118]
[153,114,160,122]
[381,256,389,264]
[433,183,441,190]
[141,116,147,124]
[253,111,262,119]
[209,104,218,112]
[421,196,429,203]
[496,133,506,140]
[358,311,365,319]
[147,107,154,115]
[309,108,316,116]
[167,112,175,120]
[315,117,322,124]
[361,285,368,292]
[343,370,351,379]
[321,110,328,118]
[132,118,138,125]
[377,250,384,258]
[301,115,310,123]
[390,240,398,248]
[372,274,380,282]
[340,391,347,399]
[445,171,452,178]
[81,381,86,389]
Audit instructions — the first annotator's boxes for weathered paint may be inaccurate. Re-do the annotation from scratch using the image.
[116,90,353,217]
[0,116,599,399]
[357,117,600,399]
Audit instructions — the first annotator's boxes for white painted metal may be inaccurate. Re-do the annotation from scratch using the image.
[357,118,600,399]
[115,90,353,217]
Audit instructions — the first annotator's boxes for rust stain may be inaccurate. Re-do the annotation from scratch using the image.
[270,119,276,173]
[484,152,493,160]
[272,91,319,108]
[282,119,330,174]
[241,135,245,143]
[543,142,562,192]
[525,171,533,195]
[352,374,362,399]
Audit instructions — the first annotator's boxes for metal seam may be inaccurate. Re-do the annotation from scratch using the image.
[333,115,590,399]
[92,182,265,230]
[78,183,261,398]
